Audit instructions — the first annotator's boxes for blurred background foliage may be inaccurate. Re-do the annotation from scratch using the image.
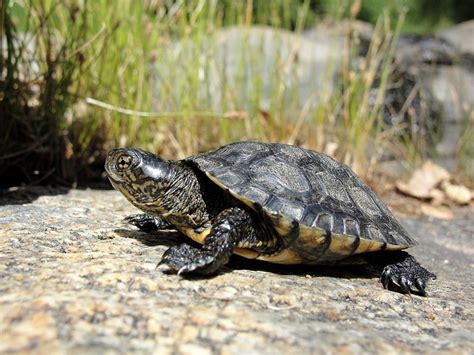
[0,0,472,187]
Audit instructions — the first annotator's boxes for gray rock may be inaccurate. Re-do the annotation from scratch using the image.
[0,188,473,353]
[428,65,474,166]
[320,21,474,167]
[439,20,474,54]
[154,26,341,113]
[386,23,474,167]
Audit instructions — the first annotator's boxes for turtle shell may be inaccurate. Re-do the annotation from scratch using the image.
[187,141,416,264]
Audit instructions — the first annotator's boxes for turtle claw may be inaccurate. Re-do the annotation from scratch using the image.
[155,258,168,270]
[415,278,426,293]
[381,255,436,296]
[381,268,391,289]
[398,276,408,293]
[177,266,187,276]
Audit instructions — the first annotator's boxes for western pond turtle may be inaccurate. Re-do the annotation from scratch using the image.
[105,141,436,295]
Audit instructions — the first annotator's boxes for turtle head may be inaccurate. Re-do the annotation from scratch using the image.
[105,148,173,208]
[106,147,210,227]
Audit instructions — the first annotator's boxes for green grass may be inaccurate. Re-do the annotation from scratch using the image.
[458,113,474,186]
[0,0,451,186]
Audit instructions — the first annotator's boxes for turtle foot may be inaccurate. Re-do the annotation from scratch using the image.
[124,214,173,233]
[381,255,436,296]
[157,244,221,276]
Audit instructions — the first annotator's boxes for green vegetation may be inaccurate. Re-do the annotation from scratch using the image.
[323,0,473,34]
[0,0,470,186]
[458,113,474,185]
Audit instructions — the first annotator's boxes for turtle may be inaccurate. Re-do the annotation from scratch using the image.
[105,141,436,295]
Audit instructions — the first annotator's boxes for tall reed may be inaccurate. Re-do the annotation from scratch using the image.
[1,0,431,185]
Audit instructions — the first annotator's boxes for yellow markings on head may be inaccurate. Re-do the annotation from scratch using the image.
[139,180,158,197]
[125,170,138,183]
[120,187,135,201]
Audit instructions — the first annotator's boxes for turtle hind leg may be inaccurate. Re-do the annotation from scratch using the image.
[124,214,174,233]
[379,251,436,296]
[158,207,258,276]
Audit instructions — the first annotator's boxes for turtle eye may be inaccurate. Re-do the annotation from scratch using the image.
[116,153,134,171]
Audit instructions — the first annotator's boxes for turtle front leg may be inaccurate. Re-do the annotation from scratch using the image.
[380,251,436,296]
[124,214,174,233]
[158,207,257,275]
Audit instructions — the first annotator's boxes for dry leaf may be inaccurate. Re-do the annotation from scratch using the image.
[420,204,454,220]
[396,160,450,199]
[429,188,445,206]
[441,181,472,205]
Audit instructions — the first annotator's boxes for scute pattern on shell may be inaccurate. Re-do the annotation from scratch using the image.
[187,141,416,248]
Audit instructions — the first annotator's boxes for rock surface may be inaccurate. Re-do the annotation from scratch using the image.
[155,25,341,113]
[439,20,474,54]
[0,188,473,353]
